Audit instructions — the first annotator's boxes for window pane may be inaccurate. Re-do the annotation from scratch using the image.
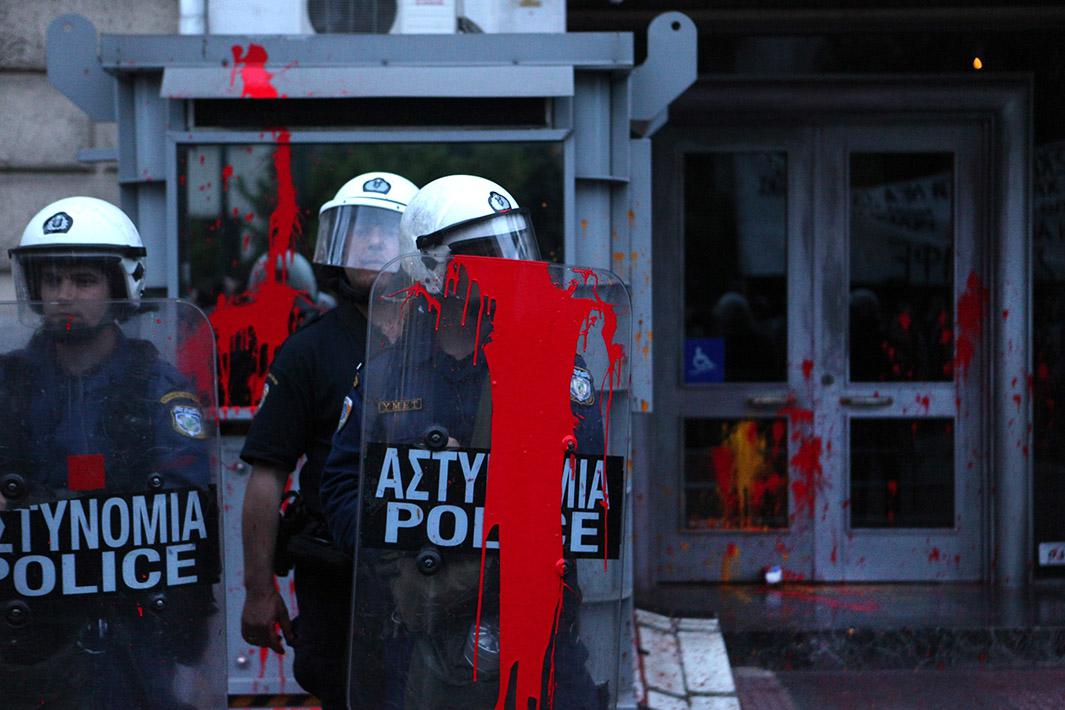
[849,152,954,382]
[177,142,563,415]
[850,418,954,528]
[684,152,787,383]
[684,417,789,530]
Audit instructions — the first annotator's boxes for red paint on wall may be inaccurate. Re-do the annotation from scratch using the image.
[801,359,814,382]
[929,547,942,562]
[417,257,625,710]
[221,164,234,191]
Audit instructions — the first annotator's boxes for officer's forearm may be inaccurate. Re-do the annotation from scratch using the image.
[242,463,289,595]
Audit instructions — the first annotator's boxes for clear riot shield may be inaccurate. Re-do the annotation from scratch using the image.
[349,254,630,710]
[0,299,225,710]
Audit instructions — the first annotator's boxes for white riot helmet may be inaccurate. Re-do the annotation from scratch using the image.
[10,196,147,306]
[248,249,319,301]
[314,171,418,273]
[402,175,540,262]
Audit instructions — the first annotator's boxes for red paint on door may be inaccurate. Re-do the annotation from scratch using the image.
[953,272,988,379]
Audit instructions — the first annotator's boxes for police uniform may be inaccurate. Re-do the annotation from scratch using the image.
[320,324,602,710]
[3,331,210,494]
[239,300,367,708]
[0,327,213,710]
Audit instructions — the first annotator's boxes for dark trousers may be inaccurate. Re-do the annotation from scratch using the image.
[292,560,353,710]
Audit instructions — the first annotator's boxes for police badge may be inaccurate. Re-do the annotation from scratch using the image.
[171,404,206,439]
[337,395,353,432]
[570,366,595,406]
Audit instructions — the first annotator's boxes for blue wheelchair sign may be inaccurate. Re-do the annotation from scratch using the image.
[684,338,724,383]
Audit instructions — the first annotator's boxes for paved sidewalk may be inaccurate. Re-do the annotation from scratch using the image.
[633,609,741,710]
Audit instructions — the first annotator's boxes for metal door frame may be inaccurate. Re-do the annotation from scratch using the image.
[644,75,1031,593]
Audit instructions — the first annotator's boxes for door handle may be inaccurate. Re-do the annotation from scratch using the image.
[839,395,894,407]
[746,395,791,409]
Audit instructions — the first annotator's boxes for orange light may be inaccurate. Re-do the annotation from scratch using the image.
[972,56,984,70]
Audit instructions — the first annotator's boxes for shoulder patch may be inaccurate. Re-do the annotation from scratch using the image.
[337,396,353,432]
[160,390,199,405]
[170,403,207,439]
[570,366,595,406]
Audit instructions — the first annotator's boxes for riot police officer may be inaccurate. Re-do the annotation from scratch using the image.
[321,175,603,709]
[0,196,215,708]
[238,172,418,709]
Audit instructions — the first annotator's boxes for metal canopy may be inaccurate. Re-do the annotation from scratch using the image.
[161,65,574,99]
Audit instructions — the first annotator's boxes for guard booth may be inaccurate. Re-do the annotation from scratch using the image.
[46,12,696,701]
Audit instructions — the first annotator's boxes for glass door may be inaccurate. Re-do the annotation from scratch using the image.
[814,123,987,581]
[654,120,989,583]
[654,127,817,582]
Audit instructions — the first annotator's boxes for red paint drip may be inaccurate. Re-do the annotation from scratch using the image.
[208,124,306,411]
[393,283,442,330]
[413,256,625,710]
[221,164,234,191]
[231,44,279,99]
[929,547,942,562]
[897,312,912,332]
[710,445,735,505]
[916,394,931,414]
[258,646,269,678]
[801,359,814,382]
[954,272,988,380]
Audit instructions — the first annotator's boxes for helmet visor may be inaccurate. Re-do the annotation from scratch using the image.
[314,205,403,272]
[11,250,127,304]
[419,209,540,261]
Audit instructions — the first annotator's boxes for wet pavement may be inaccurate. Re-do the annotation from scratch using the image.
[637,583,1065,709]
[736,667,1065,709]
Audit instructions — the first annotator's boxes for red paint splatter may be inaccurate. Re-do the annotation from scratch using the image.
[412,257,625,710]
[897,311,912,332]
[208,127,306,411]
[1013,394,1022,410]
[916,394,931,414]
[710,445,735,505]
[231,44,279,99]
[929,547,941,562]
[258,646,269,678]
[953,272,988,380]
[790,436,824,520]
[221,164,234,191]
[722,543,739,582]
[774,587,879,612]
[801,359,814,382]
